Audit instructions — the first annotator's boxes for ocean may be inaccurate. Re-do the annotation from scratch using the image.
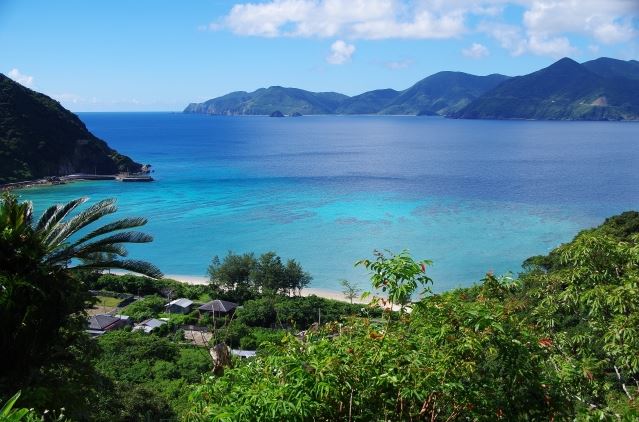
[18,113,639,292]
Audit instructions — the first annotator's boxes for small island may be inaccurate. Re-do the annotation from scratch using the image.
[269,110,285,117]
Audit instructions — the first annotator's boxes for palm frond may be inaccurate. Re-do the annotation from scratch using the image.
[1,194,33,230]
[36,197,88,235]
[46,244,129,266]
[72,259,163,279]
[70,217,148,247]
[44,198,117,249]
[45,231,152,265]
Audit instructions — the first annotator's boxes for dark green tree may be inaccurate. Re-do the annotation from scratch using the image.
[207,252,257,302]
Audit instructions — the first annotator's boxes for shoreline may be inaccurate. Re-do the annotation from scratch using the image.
[2,173,153,191]
[163,273,357,303]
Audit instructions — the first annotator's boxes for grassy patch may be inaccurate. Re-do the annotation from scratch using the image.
[94,296,122,308]
[197,292,211,302]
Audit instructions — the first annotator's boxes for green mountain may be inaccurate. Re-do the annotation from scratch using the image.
[184,73,509,116]
[379,72,509,115]
[0,73,142,183]
[184,86,348,115]
[582,57,639,81]
[455,57,639,120]
[334,89,400,114]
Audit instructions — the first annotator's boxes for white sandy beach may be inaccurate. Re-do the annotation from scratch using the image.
[163,273,358,303]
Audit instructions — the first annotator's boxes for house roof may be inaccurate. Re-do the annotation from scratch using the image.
[166,298,193,308]
[88,314,122,331]
[139,318,166,328]
[198,299,238,313]
[133,318,167,333]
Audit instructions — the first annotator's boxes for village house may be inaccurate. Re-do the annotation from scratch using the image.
[133,318,167,334]
[87,314,132,337]
[198,299,238,317]
[165,298,193,314]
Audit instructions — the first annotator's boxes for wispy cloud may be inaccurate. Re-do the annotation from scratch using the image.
[212,0,467,40]
[462,43,489,59]
[7,68,34,87]
[326,40,355,64]
[384,58,413,70]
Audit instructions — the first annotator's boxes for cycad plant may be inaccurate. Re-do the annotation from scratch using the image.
[0,192,161,399]
[1,193,161,277]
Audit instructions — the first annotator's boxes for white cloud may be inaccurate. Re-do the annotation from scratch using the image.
[7,68,34,87]
[478,22,527,56]
[214,0,469,39]
[326,40,355,64]
[526,33,576,57]
[384,58,414,70]
[212,0,639,58]
[462,42,489,59]
[522,0,637,44]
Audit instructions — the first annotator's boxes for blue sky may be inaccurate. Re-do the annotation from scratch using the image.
[1,0,638,111]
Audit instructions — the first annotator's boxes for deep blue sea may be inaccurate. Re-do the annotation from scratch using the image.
[17,113,639,292]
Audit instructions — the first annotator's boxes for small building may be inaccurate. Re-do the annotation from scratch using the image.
[198,299,238,316]
[87,314,132,337]
[165,298,193,314]
[133,318,167,334]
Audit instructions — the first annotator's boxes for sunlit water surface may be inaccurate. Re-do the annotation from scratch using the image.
[18,113,639,292]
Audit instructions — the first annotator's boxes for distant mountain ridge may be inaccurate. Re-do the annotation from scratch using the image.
[455,57,639,120]
[184,71,509,116]
[185,57,639,121]
[0,73,143,184]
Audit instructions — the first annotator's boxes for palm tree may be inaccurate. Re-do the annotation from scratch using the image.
[2,193,161,278]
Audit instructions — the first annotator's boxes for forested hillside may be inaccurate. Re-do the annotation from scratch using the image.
[0,74,142,183]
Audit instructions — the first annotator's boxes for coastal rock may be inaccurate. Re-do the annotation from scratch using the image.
[269,110,285,117]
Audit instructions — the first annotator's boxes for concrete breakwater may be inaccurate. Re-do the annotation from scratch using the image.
[1,173,153,191]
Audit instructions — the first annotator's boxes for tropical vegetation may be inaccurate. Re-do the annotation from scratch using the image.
[2,192,639,420]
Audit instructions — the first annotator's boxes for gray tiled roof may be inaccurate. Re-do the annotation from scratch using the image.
[88,314,120,330]
[140,318,166,328]
[198,299,238,313]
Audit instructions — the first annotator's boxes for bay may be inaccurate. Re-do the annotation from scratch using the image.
[18,113,639,292]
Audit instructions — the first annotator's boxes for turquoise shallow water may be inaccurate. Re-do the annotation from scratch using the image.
[17,114,639,292]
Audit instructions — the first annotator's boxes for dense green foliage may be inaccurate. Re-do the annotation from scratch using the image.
[121,295,168,322]
[0,74,142,183]
[456,57,639,120]
[0,194,159,420]
[4,191,639,420]
[88,273,209,300]
[219,294,379,350]
[188,213,639,420]
[95,331,212,419]
[208,251,312,301]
